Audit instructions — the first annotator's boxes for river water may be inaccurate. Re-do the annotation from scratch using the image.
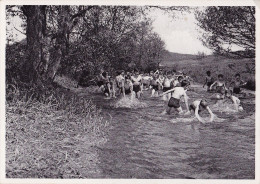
[81,84,255,179]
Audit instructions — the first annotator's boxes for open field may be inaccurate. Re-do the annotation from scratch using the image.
[161,52,255,87]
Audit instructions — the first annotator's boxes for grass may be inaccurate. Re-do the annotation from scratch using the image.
[161,55,255,87]
[6,76,110,178]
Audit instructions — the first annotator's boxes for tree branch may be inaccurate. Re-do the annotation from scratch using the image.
[13,25,26,35]
[70,6,94,21]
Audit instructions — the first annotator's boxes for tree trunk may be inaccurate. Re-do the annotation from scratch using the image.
[45,6,71,82]
[21,5,47,84]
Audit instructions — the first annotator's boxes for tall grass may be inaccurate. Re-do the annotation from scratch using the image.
[6,77,110,178]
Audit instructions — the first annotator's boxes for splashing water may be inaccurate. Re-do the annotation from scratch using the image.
[113,96,148,109]
[211,100,239,113]
[171,115,225,124]
[79,84,255,179]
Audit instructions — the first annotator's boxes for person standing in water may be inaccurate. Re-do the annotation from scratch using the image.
[96,69,107,92]
[123,75,133,97]
[101,71,110,97]
[131,69,142,98]
[142,73,152,91]
[186,99,215,123]
[109,77,116,98]
[229,73,246,95]
[103,74,116,99]
[162,73,173,101]
[203,71,214,91]
[210,74,227,99]
[150,74,161,97]
[115,70,125,96]
[160,80,190,115]
[173,76,183,87]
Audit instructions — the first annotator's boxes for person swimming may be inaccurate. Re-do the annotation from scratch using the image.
[203,71,214,91]
[186,99,215,123]
[160,80,190,115]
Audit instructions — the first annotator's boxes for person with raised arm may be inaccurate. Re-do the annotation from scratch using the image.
[160,80,190,115]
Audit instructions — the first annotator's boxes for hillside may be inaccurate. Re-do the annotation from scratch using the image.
[161,51,254,67]
[160,51,255,89]
[162,51,198,65]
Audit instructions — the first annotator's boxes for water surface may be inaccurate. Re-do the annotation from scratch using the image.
[81,84,255,179]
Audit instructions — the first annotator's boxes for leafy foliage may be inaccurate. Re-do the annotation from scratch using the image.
[196,6,255,58]
[6,5,167,86]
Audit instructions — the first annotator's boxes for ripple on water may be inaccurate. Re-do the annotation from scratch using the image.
[112,96,148,109]
[89,86,255,179]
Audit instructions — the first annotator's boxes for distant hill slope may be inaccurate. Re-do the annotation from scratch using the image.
[162,51,198,65]
[161,51,254,67]
[160,51,255,90]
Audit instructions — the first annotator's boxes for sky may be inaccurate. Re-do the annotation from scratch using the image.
[149,9,212,55]
[6,8,212,55]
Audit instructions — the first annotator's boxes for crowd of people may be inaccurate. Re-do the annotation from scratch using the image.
[95,68,247,123]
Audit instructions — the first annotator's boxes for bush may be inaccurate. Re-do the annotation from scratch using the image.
[196,51,206,60]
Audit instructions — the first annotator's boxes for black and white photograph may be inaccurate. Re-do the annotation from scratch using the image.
[1,0,258,182]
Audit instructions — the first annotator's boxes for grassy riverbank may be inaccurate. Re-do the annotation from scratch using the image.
[6,76,110,178]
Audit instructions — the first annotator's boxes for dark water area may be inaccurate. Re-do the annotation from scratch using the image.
[81,84,255,179]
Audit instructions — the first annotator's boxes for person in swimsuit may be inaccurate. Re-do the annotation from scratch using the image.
[131,70,142,98]
[158,74,165,85]
[96,69,107,92]
[203,71,214,91]
[103,74,116,98]
[173,76,183,87]
[101,71,110,97]
[108,76,116,98]
[162,73,173,101]
[115,70,125,96]
[123,75,133,97]
[142,73,152,90]
[150,74,161,97]
[229,73,246,95]
[186,99,215,123]
[160,80,190,115]
[149,71,154,89]
[210,74,227,99]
